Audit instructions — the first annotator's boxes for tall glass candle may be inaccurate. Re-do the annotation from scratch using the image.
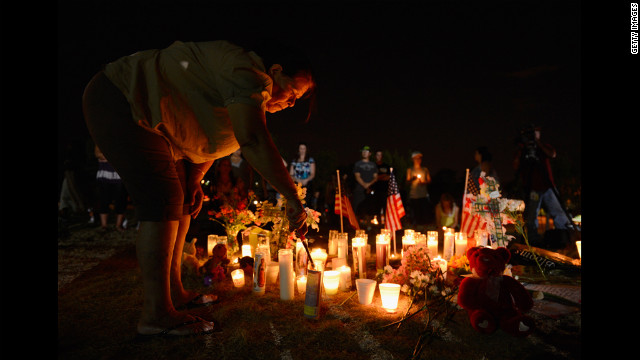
[337,232,349,259]
[427,231,438,257]
[328,229,338,256]
[295,239,308,276]
[323,270,340,295]
[402,235,415,258]
[375,234,389,271]
[310,248,328,272]
[242,244,252,258]
[454,232,467,257]
[443,228,455,260]
[415,233,427,248]
[279,249,294,300]
[338,265,352,291]
[352,237,367,279]
[207,235,217,257]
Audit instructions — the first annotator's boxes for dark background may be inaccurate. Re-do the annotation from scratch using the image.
[58,0,584,204]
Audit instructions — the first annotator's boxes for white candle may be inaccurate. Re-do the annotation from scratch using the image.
[279,249,294,300]
[379,283,401,312]
[337,233,349,259]
[415,233,426,248]
[402,235,415,258]
[323,270,340,295]
[454,232,467,257]
[310,248,328,271]
[427,231,438,257]
[352,237,366,279]
[297,275,307,295]
[431,255,448,276]
[338,265,352,291]
[242,244,252,258]
[332,257,346,270]
[207,234,217,257]
[443,228,454,260]
[328,230,338,256]
[576,241,581,259]
[231,268,245,287]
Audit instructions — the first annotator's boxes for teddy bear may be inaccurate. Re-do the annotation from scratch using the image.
[200,243,230,281]
[457,246,535,337]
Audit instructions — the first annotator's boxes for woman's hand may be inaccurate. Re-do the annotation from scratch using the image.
[187,180,205,219]
[286,198,308,237]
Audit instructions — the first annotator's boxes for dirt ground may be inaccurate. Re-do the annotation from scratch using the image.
[58,213,581,360]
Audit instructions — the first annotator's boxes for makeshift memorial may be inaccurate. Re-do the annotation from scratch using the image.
[457,246,535,337]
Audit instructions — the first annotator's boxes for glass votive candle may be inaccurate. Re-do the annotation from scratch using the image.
[323,270,340,295]
[379,283,401,312]
[231,269,245,287]
[297,275,307,295]
[242,244,252,258]
[427,231,438,257]
[338,265,352,291]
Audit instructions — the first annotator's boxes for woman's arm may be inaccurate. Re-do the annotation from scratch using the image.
[227,103,307,232]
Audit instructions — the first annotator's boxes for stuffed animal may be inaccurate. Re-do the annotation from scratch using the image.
[200,243,230,278]
[457,246,535,337]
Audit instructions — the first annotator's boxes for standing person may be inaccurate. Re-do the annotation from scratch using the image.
[470,146,500,189]
[513,125,572,242]
[435,193,460,230]
[94,145,129,233]
[229,149,254,196]
[405,151,432,229]
[372,149,391,219]
[352,145,378,219]
[83,39,314,337]
[289,142,316,208]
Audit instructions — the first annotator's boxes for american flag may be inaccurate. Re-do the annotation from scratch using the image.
[460,170,487,237]
[385,169,405,234]
[335,188,360,230]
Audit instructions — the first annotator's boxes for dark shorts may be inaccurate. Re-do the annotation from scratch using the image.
[82,71,189,221]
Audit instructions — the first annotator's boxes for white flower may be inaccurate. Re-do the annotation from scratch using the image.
[401,284,410,293]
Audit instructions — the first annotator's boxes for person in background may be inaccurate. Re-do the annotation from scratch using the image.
[406,151,432,229]
[289,142,316,208]
[470,146,500,189]
[372,149,391,220]
[352,145,378,219]
[83,38,314,337]
[94,145,129,233]
[513,125,572,242]
[229,149,254,197]
[435,193,460,230]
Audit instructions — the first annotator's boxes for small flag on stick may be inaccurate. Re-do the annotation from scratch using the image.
[385,168,405,254]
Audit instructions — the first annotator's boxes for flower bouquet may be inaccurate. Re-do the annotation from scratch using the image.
[210,189,257,256]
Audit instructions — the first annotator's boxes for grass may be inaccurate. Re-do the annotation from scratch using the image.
[58,226,581,360]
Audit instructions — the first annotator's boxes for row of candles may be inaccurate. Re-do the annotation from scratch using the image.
[225,227,476,314]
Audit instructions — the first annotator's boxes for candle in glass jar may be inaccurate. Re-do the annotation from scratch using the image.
[443,228,455,260]
[337,232,349,259]
[427,231,438,257]
[297,275,307,295]
[310,248,328,271]
[279,249,294,300]
[231,268,245,287]
[431,255,448,276]
[338,265,352,291]
[352,237,366,279]
[207,235,217,257]
[375,234,389,271]
[323,270,340,295]
[328,229,338,256]
[242,244,252,258]
[454,232,467,257]
[402,235,415,258]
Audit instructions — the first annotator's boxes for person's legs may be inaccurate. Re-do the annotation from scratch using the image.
[541,189,571,229]
[83,71,214,335]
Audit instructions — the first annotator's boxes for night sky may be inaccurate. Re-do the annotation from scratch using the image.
[58,0,582,187]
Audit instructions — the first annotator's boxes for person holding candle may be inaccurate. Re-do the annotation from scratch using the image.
[406,151,432,230]
[83,38,314,337]
[435,193,460,231]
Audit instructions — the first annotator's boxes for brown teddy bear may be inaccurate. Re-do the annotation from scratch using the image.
[200,243,230,279]
[457,246,535,337]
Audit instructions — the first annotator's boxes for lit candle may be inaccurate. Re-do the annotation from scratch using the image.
[332,257,346,270]
[443,228,455,260]
[328,229,338,256]
[375,234,389,271]
[338,265,352,291]
[379,283,401,312]
[427,231,438,257]
[231,268,245,287]
[431,255,448,276]
[297,275,307,295]
[337,233,349,259]
[242,244,252,258]
[454,232,467,257]
[352,237,366,279]
[310,248,328,271]
[279,249,294,300]
[323,270,340,295]
[576,241,581,259]
[402,235,415,258]
[415,233,426,248]
[266,262,279,285]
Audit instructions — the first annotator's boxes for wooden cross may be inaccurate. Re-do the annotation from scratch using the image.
[473,177,507,247]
